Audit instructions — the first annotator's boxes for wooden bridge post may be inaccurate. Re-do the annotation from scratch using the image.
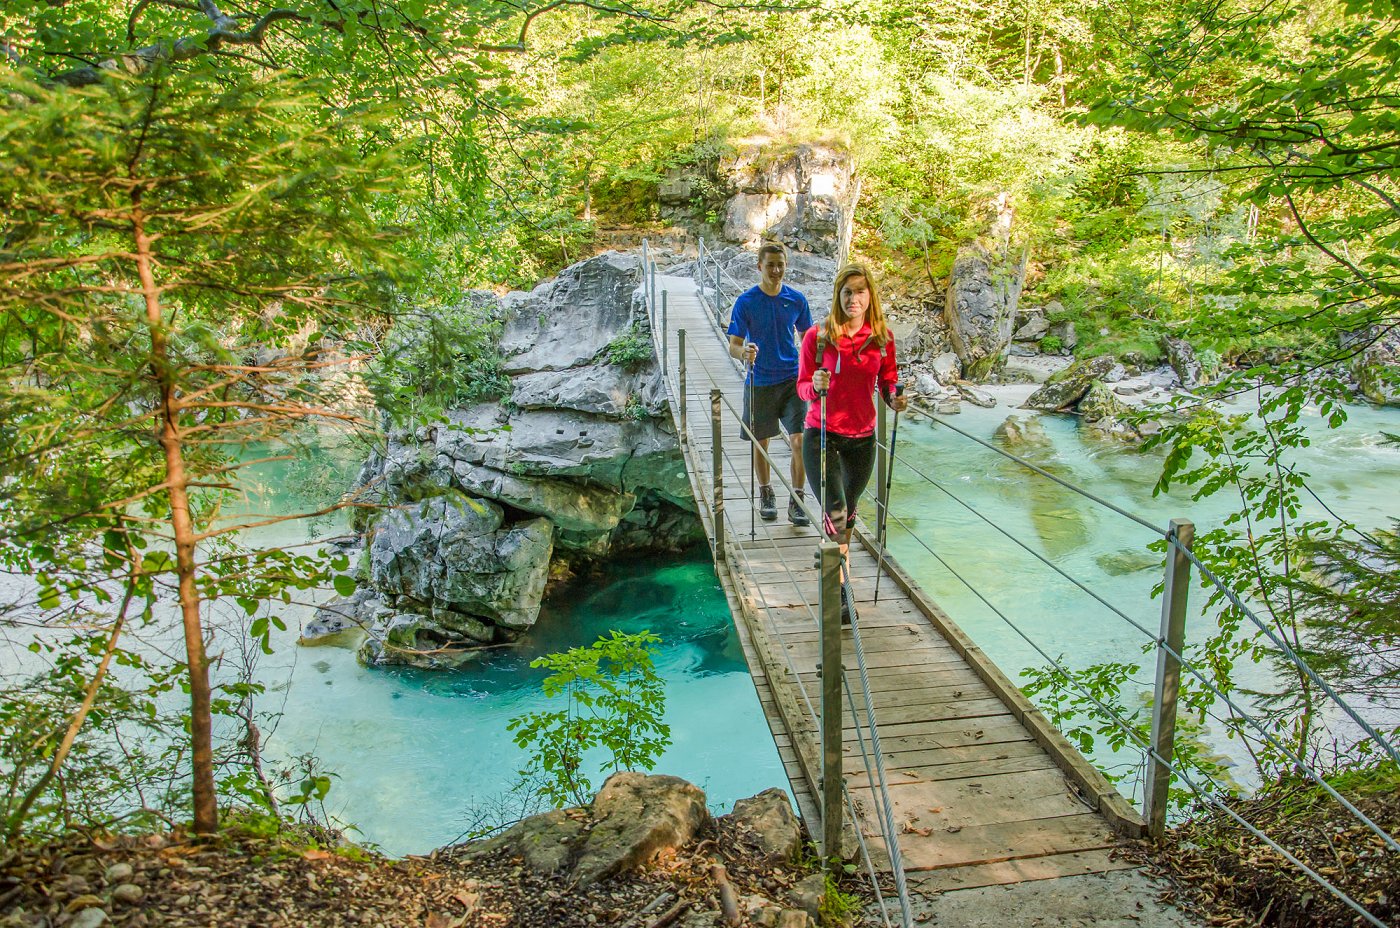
[678,329,687,443]
[710,389,725,561]
[818,540,844,863]
[660,291,669,379]
[650,261,658,318]
[1146,518,1194,839]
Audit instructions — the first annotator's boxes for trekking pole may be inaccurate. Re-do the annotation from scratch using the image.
[746,342,756,541]
[816,340,830,630]
[873,383,905,605]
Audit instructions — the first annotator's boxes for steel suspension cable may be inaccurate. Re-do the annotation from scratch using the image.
[1167,536,1400,768]
[878,405,1400,837]
[875,499,1400,852]
[908,402,1165,534]
[875,508,1391,927]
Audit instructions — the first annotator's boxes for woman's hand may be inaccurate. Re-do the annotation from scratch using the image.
[887,389,908,412]
[812,368,831,393]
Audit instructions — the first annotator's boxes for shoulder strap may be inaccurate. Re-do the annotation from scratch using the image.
[815,332,827,368]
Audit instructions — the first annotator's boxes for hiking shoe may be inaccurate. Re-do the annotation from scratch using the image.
[840,585,857,626]
[759,485,778,522]
[788,491,811,527]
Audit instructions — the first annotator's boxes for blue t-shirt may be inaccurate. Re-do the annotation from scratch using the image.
[726,285,813,387]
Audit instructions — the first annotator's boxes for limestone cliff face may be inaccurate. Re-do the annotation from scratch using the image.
[660,139,857,261]
[317,252,702,669]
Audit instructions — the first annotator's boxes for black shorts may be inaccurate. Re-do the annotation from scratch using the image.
[740,378,807,443]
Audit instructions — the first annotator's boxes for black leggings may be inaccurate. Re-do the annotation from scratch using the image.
[802,427,876,539]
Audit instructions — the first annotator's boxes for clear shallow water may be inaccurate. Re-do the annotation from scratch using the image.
[256,552,787,856]
[871,390,1400,798]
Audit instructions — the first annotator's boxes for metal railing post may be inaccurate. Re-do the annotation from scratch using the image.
[714,261,722,324]
[1147,518,1194,839]
[678,329,687,443]
[876,399,889,549]
[710,389,725,561]
[697,238,706,305]
[818,540,844,863]
[660,291,669,379]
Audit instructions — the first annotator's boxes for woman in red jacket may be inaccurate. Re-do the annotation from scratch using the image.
[797,263,908,621]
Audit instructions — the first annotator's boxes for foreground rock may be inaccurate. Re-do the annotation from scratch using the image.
[463,773,710,886]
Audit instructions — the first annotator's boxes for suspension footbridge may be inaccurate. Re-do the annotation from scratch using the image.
[637,240,1399,928]
[640,254,1150,912]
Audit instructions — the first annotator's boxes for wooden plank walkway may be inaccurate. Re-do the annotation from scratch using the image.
[650,274,1146,894]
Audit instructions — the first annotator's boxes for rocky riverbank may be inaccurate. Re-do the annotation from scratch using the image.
[0,776,845,928]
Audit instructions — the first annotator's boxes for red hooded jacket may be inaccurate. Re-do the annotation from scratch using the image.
[796,322,899,438]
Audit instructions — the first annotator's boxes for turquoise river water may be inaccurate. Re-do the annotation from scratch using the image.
[874,387,1400,797]
[3,389,1395,854]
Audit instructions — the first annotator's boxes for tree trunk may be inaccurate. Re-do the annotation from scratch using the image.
[1053,42,1066,108]
[132,197,218,836]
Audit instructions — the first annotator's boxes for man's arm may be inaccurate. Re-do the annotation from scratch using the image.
[729,335,757,364]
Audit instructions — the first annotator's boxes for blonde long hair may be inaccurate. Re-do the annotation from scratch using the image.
[822,263,890,347]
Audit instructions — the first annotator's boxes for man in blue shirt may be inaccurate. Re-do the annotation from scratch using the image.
[727,241,813,525]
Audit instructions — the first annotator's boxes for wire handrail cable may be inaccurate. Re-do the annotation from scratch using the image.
[1167,536,1400,769]
[871,447,1400,851]
[876,506,1391,928]
[909,401,1165,535]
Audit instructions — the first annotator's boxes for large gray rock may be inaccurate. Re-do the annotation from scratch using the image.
[433,406,691,507]
[717,142,856,259]
[368,494,553,630]
[349,252,707,666]
[451,463,636,535]
[573,773,712,886]
[1160,336,1204,389]
[1346,324,1400,406]
[1078,381,1142,442]
[994,414,1050,446]
[1012,313,1048,342]
[499,251,644,373]
[1022,355,1119,411]
[723,788,802,864]
[511,365,657,419]
[943,242,1027,380]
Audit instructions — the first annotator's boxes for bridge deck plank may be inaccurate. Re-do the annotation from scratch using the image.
[652,276,1137,891]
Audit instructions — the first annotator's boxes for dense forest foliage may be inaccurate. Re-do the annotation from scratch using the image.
[0,0,1396,883]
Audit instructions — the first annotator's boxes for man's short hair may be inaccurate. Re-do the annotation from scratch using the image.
[756,241,787,263]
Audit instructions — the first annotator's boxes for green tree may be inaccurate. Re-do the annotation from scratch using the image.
[508,631,670,808]
[0,66,404,834]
